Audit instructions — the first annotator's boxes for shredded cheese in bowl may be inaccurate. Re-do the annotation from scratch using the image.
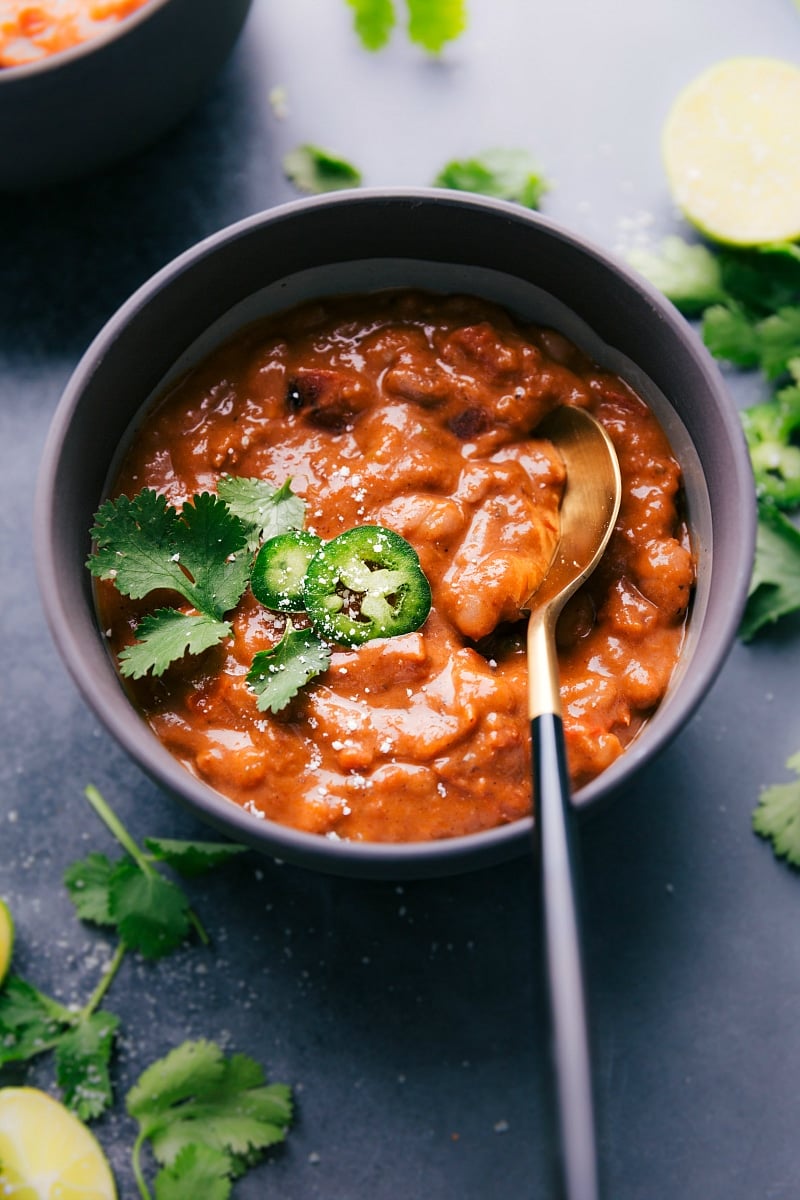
[0,0,152,67]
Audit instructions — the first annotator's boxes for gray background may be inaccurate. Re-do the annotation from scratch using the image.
[2,1,800,1196]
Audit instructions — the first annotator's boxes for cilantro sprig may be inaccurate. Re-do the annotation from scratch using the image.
[89,475,434,712]
[629,235,800,639]
[0,787,294,1196]
[0,973,120,1120]
[128,1040,293,1200]
[346,0,466,54]
[405,0,467,53]
[88,477,332,709]
[217,476,306,550]
[741,363,800,511]
[433,148,548,210]
[66,784,223,957]
[247,620,332,713]
[87,490,251,679]
[87,478,315,686]
[739,499,800,641]
[0,786,247,1119]
[704,304,800,381]
[629,236,800,381]
[753,751,800,869]
[89,490,250,616]
[281,142,550,210]
[627,238,727,315]
[282,144,363,195]
[117,609,232,680]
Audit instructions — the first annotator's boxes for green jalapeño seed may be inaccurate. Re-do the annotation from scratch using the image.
[303,525,431,646]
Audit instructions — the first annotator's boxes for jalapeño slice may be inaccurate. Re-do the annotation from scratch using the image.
[303,525,432,646]
[251,529,322,611]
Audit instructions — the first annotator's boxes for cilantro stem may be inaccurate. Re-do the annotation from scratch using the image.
[13,1031,73,1062]
[38,988,77,1025]
[188,908,210,946]
[84,785,210,946]
[131,1130,153,1200]
[77,940,126,1021]
[84,785,153,875]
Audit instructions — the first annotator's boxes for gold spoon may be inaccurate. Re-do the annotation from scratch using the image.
[526,405,621,1200]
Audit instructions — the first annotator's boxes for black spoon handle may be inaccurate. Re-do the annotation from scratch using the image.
[533,710,600,1200]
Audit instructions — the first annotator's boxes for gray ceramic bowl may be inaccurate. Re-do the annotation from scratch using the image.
[0,0,252,192]
[34,189,755,878]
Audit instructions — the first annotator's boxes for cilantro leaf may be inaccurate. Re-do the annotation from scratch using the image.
[0,974,72,1065]
[127,1040,293,1183]
[217,477,305,550]
[633,237,800,643]
[636,238,800,376]
[760,242,800,264]
[719,245,800,315]
[702,303,800,381]
[88,489,179,593]
[247,622,331,713]
[757,307,800,381]
[346,0,465,53]
[743,382,800,450]
[118,610,232,679]
[627,237,727,315]
[63,852,115,925]
[149,1056,292,1173]
[80,786,211,955]
[283,144,362,194]
[0,787,252,1131]
[88,490,251,619]
[702,303,761,367]
[153,1144,233,1200]
[149,492,251,617]
[143,837,248,879]
[346,0,395,49]
[55,1010,119,1120]
[406,0,466,53]
[434,148,548,209]
[753,751,800,868]
[742,383,800,508]
[739,501,800,640]
[0,976,119,1118]
[128,1039,226,1129]
[109,860,192,959]
[88,489,250,677]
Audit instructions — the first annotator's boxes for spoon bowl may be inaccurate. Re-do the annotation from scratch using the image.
[528,404,622,1200]
[526,405,622,720]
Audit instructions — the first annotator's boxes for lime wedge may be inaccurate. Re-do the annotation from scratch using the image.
[0,1087,117,1199]
[662,57,800,246]
[0,899,12,985]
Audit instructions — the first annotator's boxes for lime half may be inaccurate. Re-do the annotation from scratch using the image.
[0,1087,117,1199]
[0,899,12,985]
[663,57,800,246]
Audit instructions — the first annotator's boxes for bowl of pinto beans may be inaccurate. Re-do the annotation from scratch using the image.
[34,189,755,878]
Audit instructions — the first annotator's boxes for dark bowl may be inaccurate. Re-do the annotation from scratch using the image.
[0,0,253,192]
[34,189,756,878]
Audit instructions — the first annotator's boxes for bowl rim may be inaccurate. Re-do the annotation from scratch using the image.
[33,187,757,877]
[0,0,176,81]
